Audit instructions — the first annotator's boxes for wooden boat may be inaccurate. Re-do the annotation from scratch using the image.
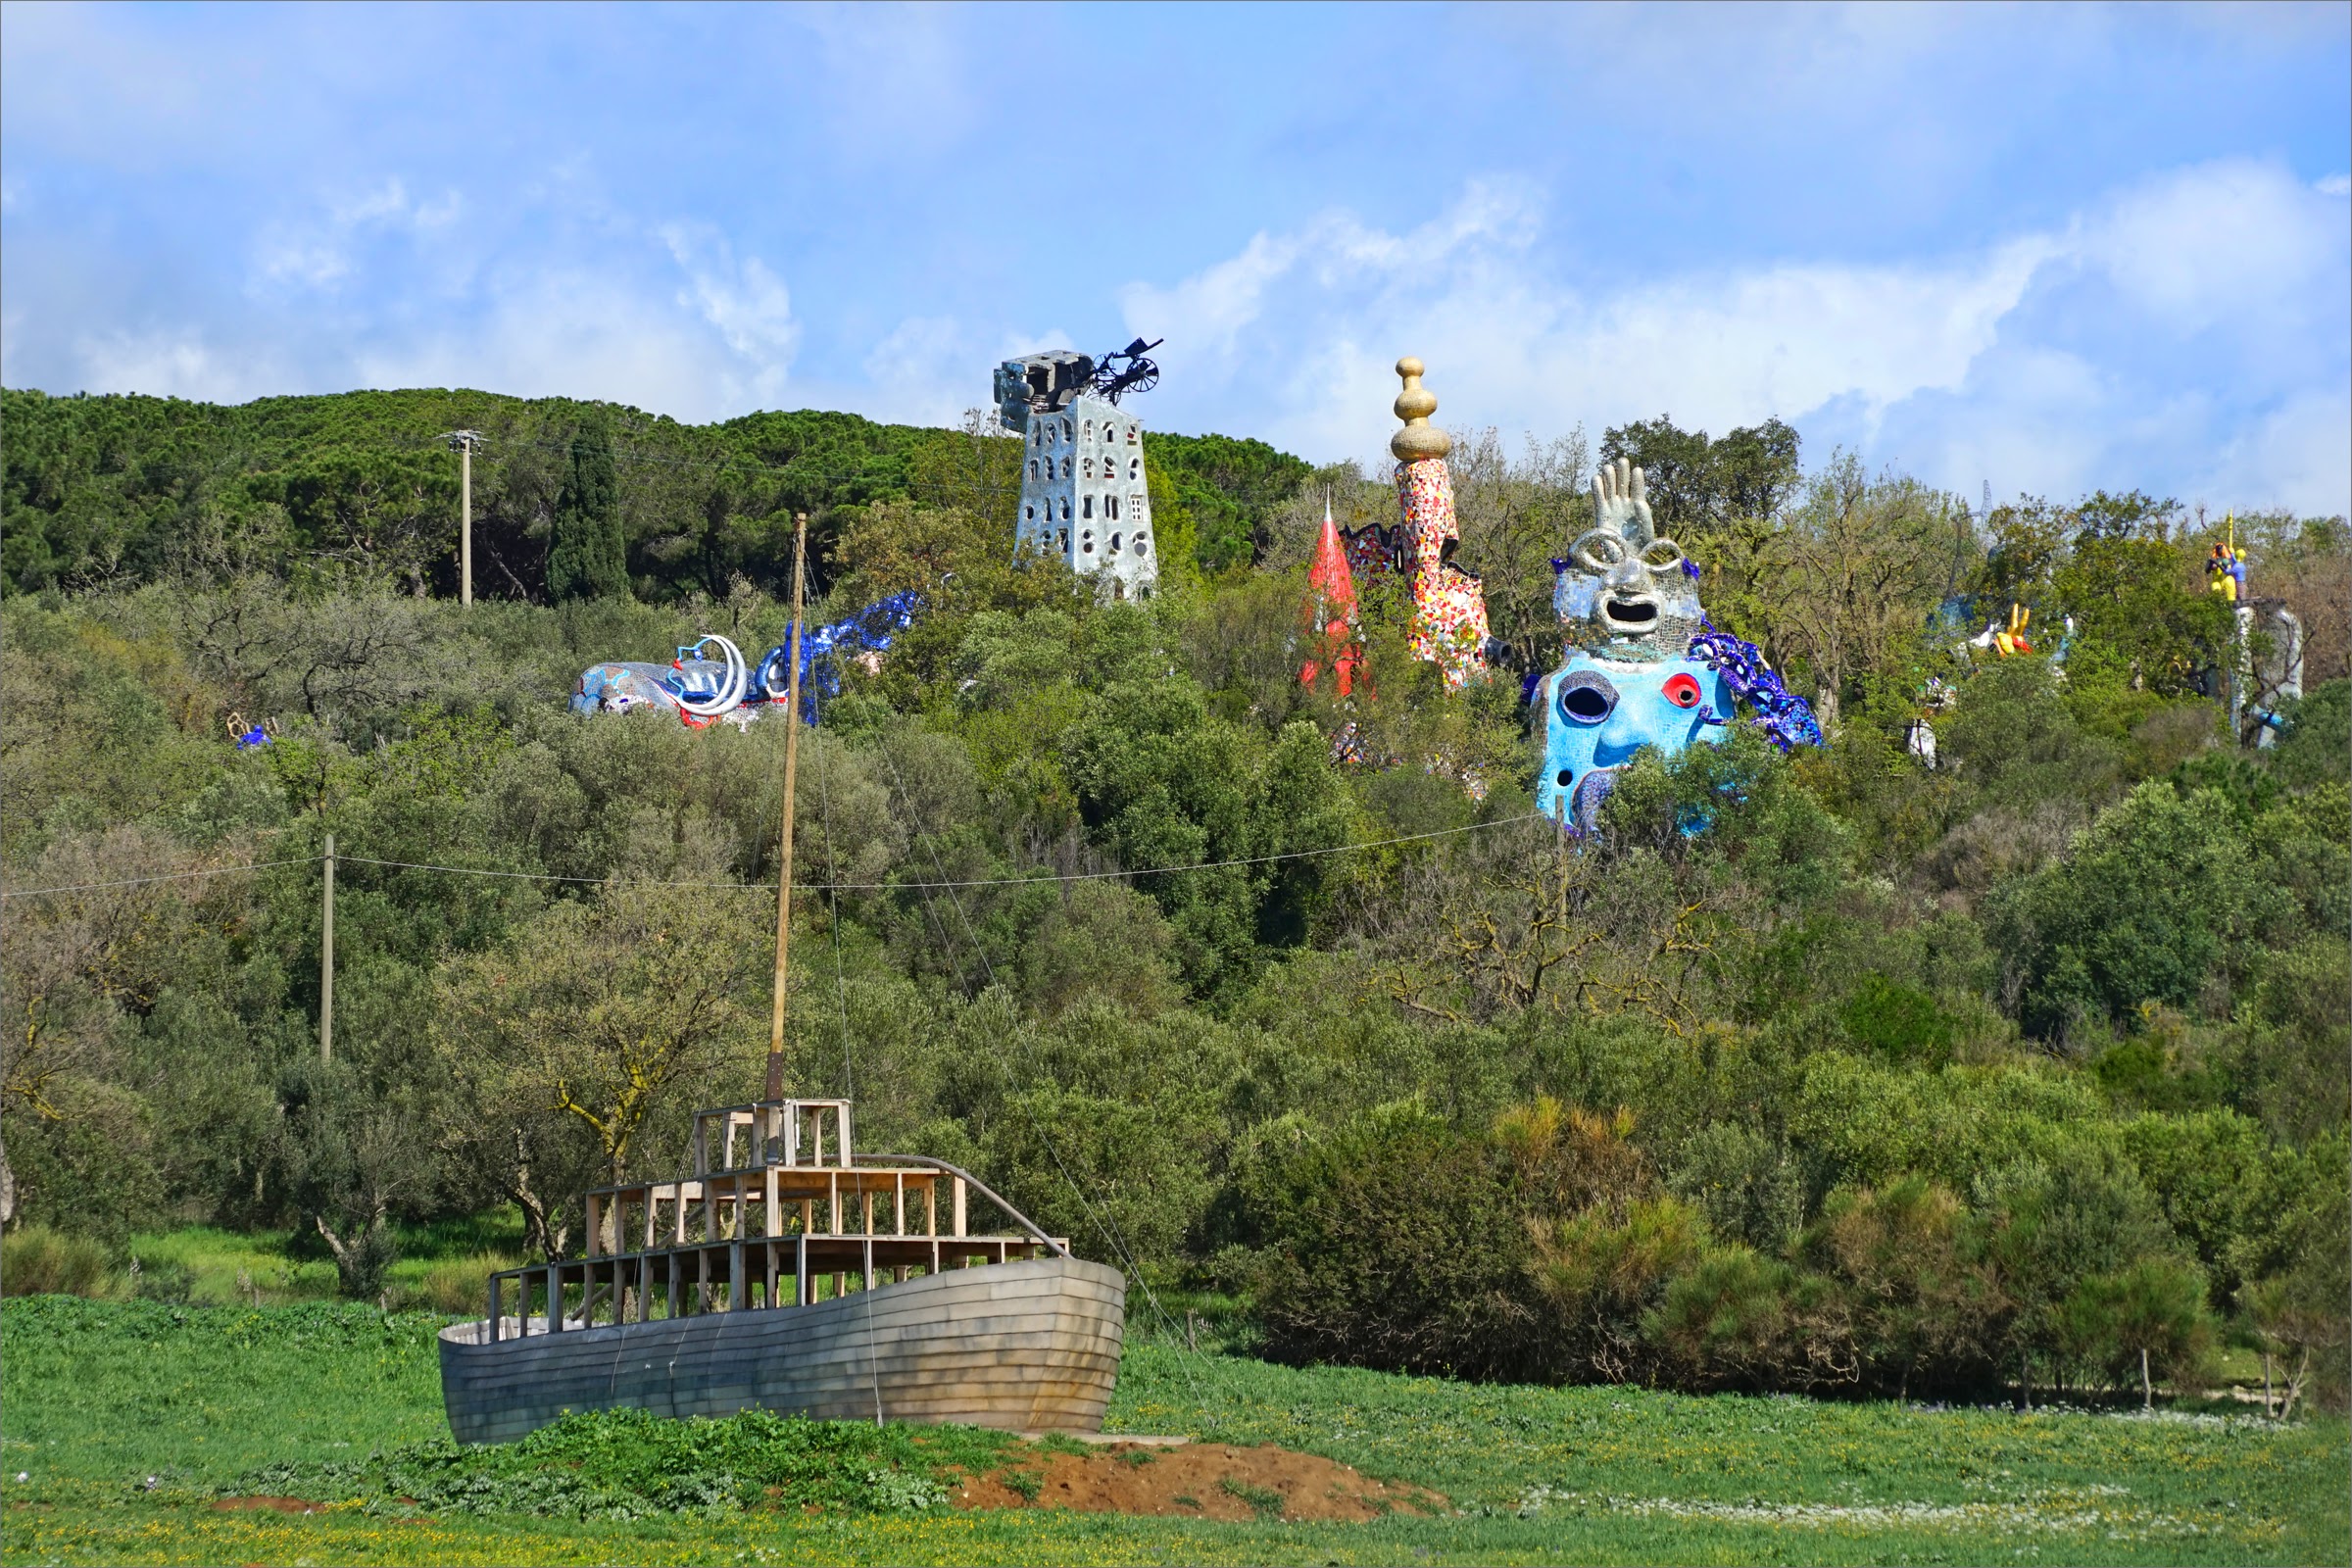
[440,520,1124,1443]
[439,1097,1125,1443]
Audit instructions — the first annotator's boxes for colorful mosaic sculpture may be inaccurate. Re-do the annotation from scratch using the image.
[1299,493,1367,697]
[572,592,922,728]
[1388,358,1490,691]
[1534,460,1821,832]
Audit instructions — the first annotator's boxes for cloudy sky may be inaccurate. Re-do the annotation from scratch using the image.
[3,2,2346,514]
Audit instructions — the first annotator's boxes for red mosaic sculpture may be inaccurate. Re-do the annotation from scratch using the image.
[1299,494,1367,697]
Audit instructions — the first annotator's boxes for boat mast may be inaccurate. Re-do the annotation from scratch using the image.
[766,514,808,1102]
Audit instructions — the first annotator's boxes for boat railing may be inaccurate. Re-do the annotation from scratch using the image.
[484,1135,1073,1344]
[689,1098,855,1175]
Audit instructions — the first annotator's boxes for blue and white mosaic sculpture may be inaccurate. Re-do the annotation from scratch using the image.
[1534,462,1821,832]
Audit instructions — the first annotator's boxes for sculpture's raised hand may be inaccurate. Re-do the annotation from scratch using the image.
[1592,459,1655,548]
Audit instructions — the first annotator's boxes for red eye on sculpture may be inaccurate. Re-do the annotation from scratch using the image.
[1663,673,1702,709]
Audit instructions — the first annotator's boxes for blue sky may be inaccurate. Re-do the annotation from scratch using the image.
[3,1,2346,514]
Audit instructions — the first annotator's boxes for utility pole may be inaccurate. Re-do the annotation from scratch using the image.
[443,430,482,607]
[764,514,810,1102]
[319,832,336,1062]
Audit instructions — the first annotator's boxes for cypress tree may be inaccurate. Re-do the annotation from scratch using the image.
[546,416,626,602]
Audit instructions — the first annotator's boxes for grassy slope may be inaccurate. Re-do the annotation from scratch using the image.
[2,1298,2343,1567]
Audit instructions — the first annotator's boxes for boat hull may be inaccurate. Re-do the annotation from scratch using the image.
[437,1255,1124,1444]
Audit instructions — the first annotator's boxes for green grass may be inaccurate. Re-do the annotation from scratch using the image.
[109,1217,529,1308]
[4,1295,2344,1565]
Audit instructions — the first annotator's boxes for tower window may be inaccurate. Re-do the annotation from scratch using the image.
[1061,498,1071,520]
[1083,495,1094,518]
[1028,459,1038,480]
[1060,418,1072,442]
[1128,458,1140,480]
[1024,504,1035,520]
[1109,531,1123,554]
[1061,456,1072,479]
[1080,530,1095,555]
[1083,458,1094,480]
[1056,528,1068,552]
[1135,531,1151,556]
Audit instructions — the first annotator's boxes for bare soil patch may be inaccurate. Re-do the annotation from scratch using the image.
[210,1495,323,1514]
[951,1441,1446,1522]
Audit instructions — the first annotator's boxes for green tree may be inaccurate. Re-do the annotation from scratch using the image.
[546,418,627,603]
[1990,783,2287,1041]
[1598,415,1801,538]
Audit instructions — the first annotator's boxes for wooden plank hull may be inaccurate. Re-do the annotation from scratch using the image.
[437,1256,1125,1444]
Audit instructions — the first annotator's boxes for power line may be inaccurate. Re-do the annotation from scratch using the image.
[1,815,1539,903]
[339,814,1539,892]
[0,857,324,901]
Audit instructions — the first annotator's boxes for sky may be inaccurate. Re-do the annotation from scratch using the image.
[2,1,2347,515]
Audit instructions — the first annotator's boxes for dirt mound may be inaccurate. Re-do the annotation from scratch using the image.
[952,1441,1444,1523]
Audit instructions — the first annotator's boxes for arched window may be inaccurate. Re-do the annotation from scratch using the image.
[1024,504,1035,521]
[1082,495,1094,518]
[1128,425,1138,444]
[1060,418,1072,442]
[1061,497,1071,520]
[1056,527,1069,552]
[1109,531,1123,554]
[1128,458,1140,480]
[1082,458,1094,480]
[1081,420,1091,443]
[1028,459,1038,480]
[1061,456,1072,479]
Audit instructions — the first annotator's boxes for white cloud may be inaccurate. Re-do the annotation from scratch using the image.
[1119,159,2348,515]
[2316,172,2350,197]
[72,328,290,405]
[661,227,800,408]
[250,177,468,292]
[355,266,744,419]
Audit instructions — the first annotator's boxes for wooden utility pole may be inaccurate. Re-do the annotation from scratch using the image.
[320,832,336,1062]
[445,430,481,606]
[765,514,809,1102]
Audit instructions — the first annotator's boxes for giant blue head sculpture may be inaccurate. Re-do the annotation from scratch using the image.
[1535,461,1821,831]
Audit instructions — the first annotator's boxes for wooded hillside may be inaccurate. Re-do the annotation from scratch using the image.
[2,386,2344,1410]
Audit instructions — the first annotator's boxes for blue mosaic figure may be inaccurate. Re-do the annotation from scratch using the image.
[1535,461,1821,832]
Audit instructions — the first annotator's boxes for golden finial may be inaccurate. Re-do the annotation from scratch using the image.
[1390,356,1450,463]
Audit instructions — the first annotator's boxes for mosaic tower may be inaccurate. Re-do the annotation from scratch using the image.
[996,352,1158,601]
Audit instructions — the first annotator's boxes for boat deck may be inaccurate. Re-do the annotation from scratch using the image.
[481,1098,1068,1341]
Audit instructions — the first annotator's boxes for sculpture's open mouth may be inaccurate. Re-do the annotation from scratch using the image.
[1602,595,1659,632]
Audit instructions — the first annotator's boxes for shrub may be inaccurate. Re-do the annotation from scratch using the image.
[1248,1101,1547,1381]
[1529,1196,1707,1383]
[2056,1255,2217,1398]
[1645,1244,1835,1392]
[419,1253,521,1316]
[0,1224,117,1298]
[1807,1176,2001,1398]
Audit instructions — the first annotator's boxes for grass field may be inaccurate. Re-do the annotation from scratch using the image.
[2,1295,2343,1566]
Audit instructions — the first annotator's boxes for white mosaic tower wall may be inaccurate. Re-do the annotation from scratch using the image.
[1014,392,1158,600]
